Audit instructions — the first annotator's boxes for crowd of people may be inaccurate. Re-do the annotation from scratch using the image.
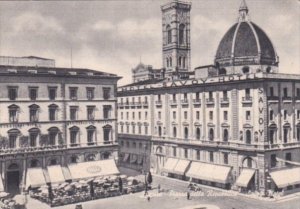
[29,174,146,207]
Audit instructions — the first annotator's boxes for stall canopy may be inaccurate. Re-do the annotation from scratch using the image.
[26,168,47,189]
[47,165,65,184]
[186,161,232,184]
[235,169,256,187]
[67,159,120,180]
[163,158,179,173]
[62,166,72,181]
[0,176,4,192]
[270,167,300,188]
[173,159,191,175]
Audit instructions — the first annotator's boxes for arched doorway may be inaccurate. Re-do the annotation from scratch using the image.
[246,130,251,144]
[155,146,164,174]
[6,163,20,194]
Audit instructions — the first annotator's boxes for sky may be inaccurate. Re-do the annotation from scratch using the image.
[0,0,299,85]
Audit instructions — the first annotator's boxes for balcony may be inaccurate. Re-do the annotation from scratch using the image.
[193,99,201,105]
[220,97,229,105]
[206,98,215,105]
[155,100,162,107]
[242,96,252,104]
[181,99,189,106]
[124,102,130,108]
[295,96,300,102]
[169,100,177,107]
[143,101,149,108]
[267,96,279,103]
[0,144,67,155]
[282,96,292,103]
[129,102,136,108]
[135,102,142,108]
[118,103,124,108]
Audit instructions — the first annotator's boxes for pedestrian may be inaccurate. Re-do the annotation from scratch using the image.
[147,195,151,202]
[158,184,161,193]
[187,191,190,200]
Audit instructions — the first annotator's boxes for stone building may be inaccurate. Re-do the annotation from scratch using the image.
[0,56,121,194]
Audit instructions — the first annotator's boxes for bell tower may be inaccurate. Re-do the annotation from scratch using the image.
[161,0,191,76]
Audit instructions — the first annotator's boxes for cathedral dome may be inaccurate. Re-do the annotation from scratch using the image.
[215,0,278,67]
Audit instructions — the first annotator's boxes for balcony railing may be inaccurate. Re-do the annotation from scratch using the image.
[118,103,124,108]
[242,96,252,104]
[155,100,162,106]
[193,99,201,105]
[267,96,279,101]
[0,144,67,154]
[169,100,177,106]
[295,96,300,101]
[206,98,215,105]
[220,97,229,104]
[181,99,189,105]
[143,101,149,107]
[282,96,292,102]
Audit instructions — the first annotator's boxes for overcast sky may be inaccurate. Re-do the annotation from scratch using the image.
[0,0,299,85]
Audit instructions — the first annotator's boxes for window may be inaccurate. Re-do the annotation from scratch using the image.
[184,111,188,119]
[284,110,288,120]
[223,90,228,99]
[242,66,250,74]
[87,128,95,144]
[271,154,277,168]
[69,87,78,100]
[246,130,251,144]
[209,91,213,99]
[48,104,58,121]
[245,88,250,98]
[246,111,251,120]
[29,87,38,100]
[196,150,200,160]
[270,87,274,97]
[173,147,177,157]
[223,129,229,141]
[120,125,124,133]
[126,112,129,120]
[169,57,172,67]
[209,111,213,120]
[8,105,19,122]
[70,106,78,120]
[29,132,38,147]
[138,112,141,120]
[285,153,292,166]
[173,111,176,119]
[297,126,300,141]
[8,134,17,148]
[195,92,200,100]
[126,125,129,133]
[126,141,130,148]
[132,125,135,134]
[209,128,214,141]
[269,129,275,144]
[209,151,214,162]
[283,87,288,97]
[158,111,161,119]
[184,149,188,159]
[196,128,201,140]
[196,111,200,120]
[183,93,188,101]
[222,153,228,165]
[184,127,189,139]
[158,126,162,136]
[173,127,177,138]
[132,112,135,119]
[49,132,57,145]
[179,24,185,45]
[167,25,172,44]
[86,87,94,100]
[270,110,274,121]
[247,158,252,168]
[157,94,161,101]
[48,87,57,100]
[178,57,182,67]
[297,88,300,97]
[87,106,95,120]
[103,125,111,143]
[70,127,79,145]
[8,87,18,100]
[121,112,123,120]
[29,104,39,122]
[103,87,111,99]
[145,126,148,135]
[223,111,228,121]
[283,128,289,143]
[145,112,148,120]
[297,110,300,119]
[138,125,142,134]
[103,105,112,119]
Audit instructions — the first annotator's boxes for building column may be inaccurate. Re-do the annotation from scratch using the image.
[257,153,267,195]
[230,151,239,190]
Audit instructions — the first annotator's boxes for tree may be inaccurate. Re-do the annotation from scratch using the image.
[147,171,152,185]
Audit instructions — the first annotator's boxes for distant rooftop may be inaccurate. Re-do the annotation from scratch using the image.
[0,56,55,67]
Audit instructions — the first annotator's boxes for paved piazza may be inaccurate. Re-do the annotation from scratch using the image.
[26,174,300,209]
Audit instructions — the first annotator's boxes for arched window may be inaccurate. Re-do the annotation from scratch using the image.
[49,158,57,166]
[156,146,163,154]
[102,152,111,160]
[28,128,40,147]
[196,128,201,140]
[30,159,40,168]
[179,24,185,45]
[86,125,96,145]
[166,58,169,67]
[170,57,172,67]
[283,128,289,143]
[29,104,40,122]
[69,126,79,146]
[183,57,186,68]
[103,124,112,144]
[70,155,78,164]
[219,68,227,75]
[167,25,172,44]
[8,104,19,122]
[8,129,20,148]
[223,129,228,142]
[184,127,189,139]
[209,128,214,141]
[246,130,251,144]
[242,66,250,74]
[158,126,162,137]
[48,127,59,146]
[173,127,177,138]
[269,129,275,144]
[178,57,182,67]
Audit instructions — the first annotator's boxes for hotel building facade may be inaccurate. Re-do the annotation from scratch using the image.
[0,56,120,194]
[117,0,300,195]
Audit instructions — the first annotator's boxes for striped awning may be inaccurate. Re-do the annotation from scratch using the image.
[235,169,255,187]
[162,158,179,173]
[270,167,300,188]
[26,168,47,189]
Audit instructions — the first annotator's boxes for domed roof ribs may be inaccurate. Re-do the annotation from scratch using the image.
[231,22,242,61]
[247,22,262,59]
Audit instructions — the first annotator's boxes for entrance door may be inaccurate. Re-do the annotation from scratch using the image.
[7,171,20,194]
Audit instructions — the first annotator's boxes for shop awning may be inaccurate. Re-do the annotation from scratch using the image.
[163,158,179,173]
[173,159,190,175]
[137,155,143,165]
[67,159,120,180]
[235,169,256,187]
[62,166,72,181]
[130,154,137,164]
[123,153,130,162]
[0,176,4,192]
[270,167,300,188]
[186,161,232,184]
[47,165,65,184]
[26,168,47,189]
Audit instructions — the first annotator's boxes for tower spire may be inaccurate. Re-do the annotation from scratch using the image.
[238,0,249,22]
